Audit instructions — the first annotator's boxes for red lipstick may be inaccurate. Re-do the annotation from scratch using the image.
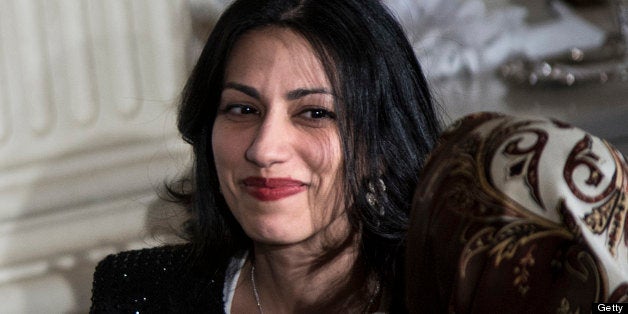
[242,177,306,201]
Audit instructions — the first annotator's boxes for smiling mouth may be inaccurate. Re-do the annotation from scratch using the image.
[242,177,307,201]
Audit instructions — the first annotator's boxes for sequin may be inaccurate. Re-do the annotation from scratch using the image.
[90,244,226,313]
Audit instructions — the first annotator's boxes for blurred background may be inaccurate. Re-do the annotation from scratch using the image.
[0,0,626,312]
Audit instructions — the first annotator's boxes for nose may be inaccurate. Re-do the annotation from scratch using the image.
[245,113,292,168]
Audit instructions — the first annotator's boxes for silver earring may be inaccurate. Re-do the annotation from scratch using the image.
[366,178,386,216]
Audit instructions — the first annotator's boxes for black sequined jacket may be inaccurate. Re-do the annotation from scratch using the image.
[90,244,227,313]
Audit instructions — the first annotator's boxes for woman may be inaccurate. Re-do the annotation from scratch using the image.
[90,0,440,312]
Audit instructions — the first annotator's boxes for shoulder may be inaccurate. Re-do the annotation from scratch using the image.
[93,244,193,280]
[90,244,226,313]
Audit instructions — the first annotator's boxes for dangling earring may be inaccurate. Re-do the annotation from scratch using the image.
[366,178,386,216]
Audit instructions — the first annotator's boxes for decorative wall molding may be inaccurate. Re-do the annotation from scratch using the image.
[0,0,191,163]
[0,0,193,312]
[0,138,189,221]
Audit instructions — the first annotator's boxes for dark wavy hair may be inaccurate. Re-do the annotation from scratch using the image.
[172,0,440,307]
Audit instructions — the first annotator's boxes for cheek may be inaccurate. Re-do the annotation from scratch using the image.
[211,124,250,216]
[305,133,346,233]
[300,128,343,172]
[211,128,228,169]
[211,124,245,182]
[303,131,344,200]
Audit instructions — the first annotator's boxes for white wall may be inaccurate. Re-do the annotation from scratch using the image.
[0,1,192,312]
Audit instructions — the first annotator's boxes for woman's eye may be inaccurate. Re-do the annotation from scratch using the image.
[300,108,336,120]
[219,104,260,122]
[226,104,258,115]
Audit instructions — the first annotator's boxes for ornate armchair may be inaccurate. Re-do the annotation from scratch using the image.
[407,112,628,313]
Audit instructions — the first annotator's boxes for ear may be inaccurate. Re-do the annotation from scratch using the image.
[406,112,628,313]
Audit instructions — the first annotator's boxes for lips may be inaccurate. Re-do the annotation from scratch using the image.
[242,177,307,201]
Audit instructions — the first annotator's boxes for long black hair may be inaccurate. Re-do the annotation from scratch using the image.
[172,0,440,305]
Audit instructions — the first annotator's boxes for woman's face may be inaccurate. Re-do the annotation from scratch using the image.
[212,27,346,246]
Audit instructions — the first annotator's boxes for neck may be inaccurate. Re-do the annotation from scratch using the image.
[243,222,378,313]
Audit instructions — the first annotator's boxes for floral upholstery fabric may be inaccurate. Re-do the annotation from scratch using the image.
[406,112,628,313]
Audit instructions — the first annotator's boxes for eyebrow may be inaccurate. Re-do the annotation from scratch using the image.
[286,88,332,100]
[223,82,332,100]
[224,82,260,99]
